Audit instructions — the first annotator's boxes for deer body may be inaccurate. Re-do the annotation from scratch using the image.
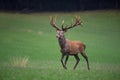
[58,36,85,55]
[50,16,90,70]
[66,39,86,54]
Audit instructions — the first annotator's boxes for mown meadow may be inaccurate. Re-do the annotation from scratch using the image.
[0,10,120,80]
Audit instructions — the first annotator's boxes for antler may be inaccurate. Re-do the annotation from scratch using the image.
[62,16,82,31]
[50,16,60,30]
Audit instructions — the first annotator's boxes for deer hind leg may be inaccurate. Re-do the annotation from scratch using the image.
[81,51,90,70]
[73,54,80,70]
[61,54,67,69]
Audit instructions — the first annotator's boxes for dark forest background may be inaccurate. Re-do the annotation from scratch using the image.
[0,0,120,12]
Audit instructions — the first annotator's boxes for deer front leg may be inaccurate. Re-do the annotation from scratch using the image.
[65,55,69,66]
[73,54,80,70]
[61,54,67,69]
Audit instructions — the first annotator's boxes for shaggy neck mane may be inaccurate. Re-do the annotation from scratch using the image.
[58,35,67,49]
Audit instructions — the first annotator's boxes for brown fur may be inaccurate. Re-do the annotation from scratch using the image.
[66,39,86,54]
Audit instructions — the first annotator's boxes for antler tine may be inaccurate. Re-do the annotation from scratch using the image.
[71,16,81,27]
[50,16,60,30]
[62,20,65,30]
[62,16,82,31]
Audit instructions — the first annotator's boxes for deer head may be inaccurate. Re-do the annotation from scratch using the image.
[50,16,82,38]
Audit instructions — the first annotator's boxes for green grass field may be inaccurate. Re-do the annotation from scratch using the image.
[0,10,120,80]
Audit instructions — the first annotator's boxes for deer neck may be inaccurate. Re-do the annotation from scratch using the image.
[58,35,69,51]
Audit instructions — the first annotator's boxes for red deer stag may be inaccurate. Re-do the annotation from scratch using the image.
[50,16,90,70]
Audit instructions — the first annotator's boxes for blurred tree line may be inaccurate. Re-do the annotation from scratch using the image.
[0,0,119,12]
